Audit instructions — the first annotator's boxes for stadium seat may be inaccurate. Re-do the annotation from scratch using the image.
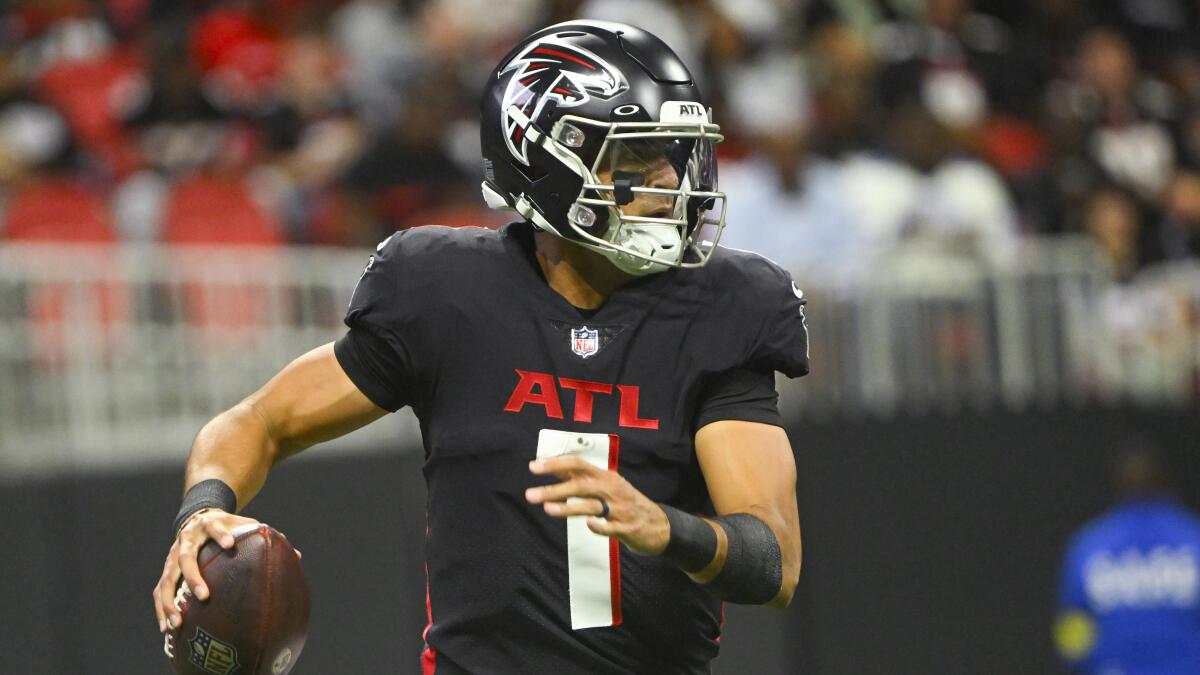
[3,179,116,243]
[162,175,285,338]
[162,175,284,245]
[3,179,126,366]
[36,48,145,177]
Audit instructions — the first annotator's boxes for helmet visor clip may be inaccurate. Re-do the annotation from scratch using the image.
[611,170,645,206]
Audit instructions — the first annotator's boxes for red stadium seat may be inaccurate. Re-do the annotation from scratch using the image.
[36,48,145,177]
[162,175,285,338]
[162,175,283,245]
[3,179,115,243]
[3,179,126,366]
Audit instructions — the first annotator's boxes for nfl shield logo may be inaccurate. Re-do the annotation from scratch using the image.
[571,326,600,358]
[187,627,240,675]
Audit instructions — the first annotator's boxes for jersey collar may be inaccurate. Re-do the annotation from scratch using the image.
[499,221,680,323]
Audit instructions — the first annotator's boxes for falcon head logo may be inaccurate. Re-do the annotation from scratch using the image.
[500,37,627,165]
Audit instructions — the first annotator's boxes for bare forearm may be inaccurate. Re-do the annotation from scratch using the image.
[693,421,803,608]
[684,510,800,608]
[659,503,797,607]
[763,499,802,607]
[180,343,387,509]
[182,401,279,509]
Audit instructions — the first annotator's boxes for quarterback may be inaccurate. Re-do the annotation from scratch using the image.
[154,20,810,674]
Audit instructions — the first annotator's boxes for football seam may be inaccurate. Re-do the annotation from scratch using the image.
[255,525,273,674]
[173,532,240,662]
[182,539,237,619]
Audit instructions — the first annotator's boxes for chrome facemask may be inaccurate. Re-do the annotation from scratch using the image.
[503,101,726,275]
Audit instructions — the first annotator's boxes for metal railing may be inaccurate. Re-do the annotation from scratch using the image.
[0,243,419,476]
[1,237,1196,475]
[781,237,1200,416]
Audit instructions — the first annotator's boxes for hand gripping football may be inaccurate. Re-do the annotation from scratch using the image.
[165,524,309,675]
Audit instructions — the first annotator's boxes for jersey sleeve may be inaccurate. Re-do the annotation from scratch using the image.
[693,368,781,431]
[747,270,810,379]
[693,259,810,431]
[334,231,419,412]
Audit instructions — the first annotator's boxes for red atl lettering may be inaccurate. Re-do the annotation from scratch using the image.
[617,385,659,430]
[504,370,563,419]
[503,370,659,430]
[559,378,613,423]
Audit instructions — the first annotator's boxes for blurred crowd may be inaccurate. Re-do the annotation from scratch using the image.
[3,0,1200,283]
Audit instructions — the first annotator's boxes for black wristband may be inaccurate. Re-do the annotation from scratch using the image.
[708,513,783,604]
[659,504,718,573]
[173,479,237,534]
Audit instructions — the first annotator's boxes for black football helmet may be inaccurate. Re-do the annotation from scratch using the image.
[479,20,726,275]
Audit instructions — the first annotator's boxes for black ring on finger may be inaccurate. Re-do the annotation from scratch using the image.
[598,499,610,519]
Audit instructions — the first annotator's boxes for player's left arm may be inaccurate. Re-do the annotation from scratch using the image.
[691,419,800,607]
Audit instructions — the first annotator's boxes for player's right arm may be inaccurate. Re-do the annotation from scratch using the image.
[153,342,386,633]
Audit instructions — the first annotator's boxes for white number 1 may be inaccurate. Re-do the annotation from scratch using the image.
[536,429,622,630]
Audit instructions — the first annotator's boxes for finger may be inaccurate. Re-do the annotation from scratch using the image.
[277,530,300,559]
[158,550,181,629]
[158,559,182,630]
[542,498,609,519]
[201,517,236,549]
[177,537,209,602]
[529,455,597,478]
[586,516,621,537]
[526,478,592,504]
[153,581,167,633]
[270,530,301,559]
[530,476,610,504]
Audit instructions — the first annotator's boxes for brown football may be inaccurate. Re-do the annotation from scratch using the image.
[166,524,309,675]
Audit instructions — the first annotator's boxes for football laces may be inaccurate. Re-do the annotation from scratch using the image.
[162,579,192,658]
[173,578,193,612]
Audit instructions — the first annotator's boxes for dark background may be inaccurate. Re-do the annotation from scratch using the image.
[4,406,1198,674]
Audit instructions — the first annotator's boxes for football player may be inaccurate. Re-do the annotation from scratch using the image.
[1054,445,1200,673]
[154,20,810,674]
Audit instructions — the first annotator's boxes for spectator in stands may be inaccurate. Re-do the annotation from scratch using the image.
[806,22,878,158]
[716,48,866,278]
[1158,172,1200,261]
[842,102,1020,272]
[1046,28,1177,204]
[337,72,470,245]
[1177,102,1200,170]
[0,98,111,243]
[872,0,1029,124]
[5,0,1200,290]
[1080,186,1152,281]
[330,0,422,133]
[578,0,699,86]
[1083,0,1200,74]
[1054,441,1200,674]
[250,20,367,243]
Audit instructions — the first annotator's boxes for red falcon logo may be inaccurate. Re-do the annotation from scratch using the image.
[500,37,627,165]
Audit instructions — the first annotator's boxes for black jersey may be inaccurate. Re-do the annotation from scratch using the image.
[334,222,808,674]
